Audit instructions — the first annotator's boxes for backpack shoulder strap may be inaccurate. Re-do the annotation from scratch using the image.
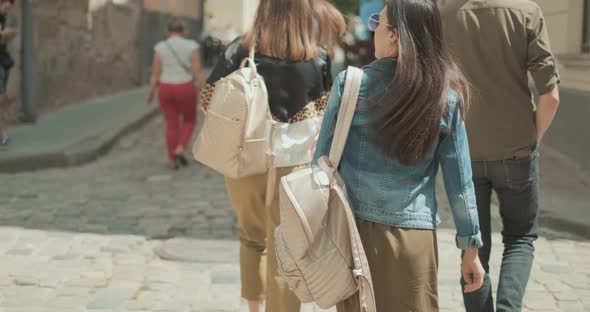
[165,40,192,75]
[334,186,377,312]
[328,66,363,167]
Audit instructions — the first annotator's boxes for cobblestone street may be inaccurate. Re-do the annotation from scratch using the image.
[0,117,588,312]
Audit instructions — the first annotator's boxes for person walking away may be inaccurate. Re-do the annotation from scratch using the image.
[0,0,16,147]
[442,1,561,311]
[148,18,206,169]
[313,1,486,311]
[201,1,345,311]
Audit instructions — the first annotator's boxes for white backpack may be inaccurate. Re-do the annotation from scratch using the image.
[275,67,377,311]
[193,48,269,179]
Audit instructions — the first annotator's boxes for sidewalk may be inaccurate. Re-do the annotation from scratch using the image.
[544,87,590,175]
[537,86,590,238]
[0,225,587,311]
[538,146,590,239]
[0,88,157,173]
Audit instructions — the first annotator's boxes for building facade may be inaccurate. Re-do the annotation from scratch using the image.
[4,0,205,122]
[204,0,259,35]
[533,0,590,90]
[533,0,587,55]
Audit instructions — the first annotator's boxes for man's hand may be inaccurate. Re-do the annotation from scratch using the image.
[462,248,485,293]
[1,28,17,39]
[536,85,560,145]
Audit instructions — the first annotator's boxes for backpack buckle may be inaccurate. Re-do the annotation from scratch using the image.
[353,269,363,277]
[312,169,331,188]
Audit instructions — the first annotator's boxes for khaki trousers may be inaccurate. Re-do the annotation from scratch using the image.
[225,166,303,311]
[337,220,439,312]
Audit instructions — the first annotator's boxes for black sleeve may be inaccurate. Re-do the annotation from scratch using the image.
[320,49,333,93]
[206,37,249,84]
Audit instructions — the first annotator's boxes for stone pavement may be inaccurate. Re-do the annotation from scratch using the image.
[0,88,157,173]
[0,117,589,312]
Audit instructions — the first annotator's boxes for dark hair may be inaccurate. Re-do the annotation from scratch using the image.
[167,18,185,34]
[243,0,345,61]
[370,0,470,166]
[1,0,15,4]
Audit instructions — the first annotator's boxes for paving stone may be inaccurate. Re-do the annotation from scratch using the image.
[542,265,572,274]
[64,277,109,288]
[13,275,38,287]
[80,224,110,234]
[54,287,92,297]
[556,301,586,312]
[552,289,581,301]
[211,270,240,285]
[0,287,53,307]
[112,266,146,282]
[87,285,139,310]
[5,247,34,256]
[524,294,559,311]
[0,275,14,287]
[26,213,56,226]
[46,294,90,309]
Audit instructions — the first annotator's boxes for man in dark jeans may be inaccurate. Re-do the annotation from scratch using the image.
[0,0,16,147]
[442,1,560,311]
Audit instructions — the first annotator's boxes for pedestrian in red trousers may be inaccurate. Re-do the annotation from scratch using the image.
[147,18,206,170]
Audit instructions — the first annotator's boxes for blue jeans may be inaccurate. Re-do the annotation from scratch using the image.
[462,150,539,312]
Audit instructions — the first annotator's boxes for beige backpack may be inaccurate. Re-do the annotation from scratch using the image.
[274,67,377,311]
[193,48,269,179]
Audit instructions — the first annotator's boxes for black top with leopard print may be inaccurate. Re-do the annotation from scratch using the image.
[203,37,332,124]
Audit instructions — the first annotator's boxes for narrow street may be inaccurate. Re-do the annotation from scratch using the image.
[0,117,588,312]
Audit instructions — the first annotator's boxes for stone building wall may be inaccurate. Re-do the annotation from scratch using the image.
[34,1,141,115]
[533,0,585,55]
[4,0,202,122]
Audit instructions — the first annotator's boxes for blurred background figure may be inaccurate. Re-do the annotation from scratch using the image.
[201,13,224,67]
[0,0,15,147]
[342,0,383,67]
[147,18,206,170]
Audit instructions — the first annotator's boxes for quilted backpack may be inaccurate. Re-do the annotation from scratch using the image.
[274,67,377,311]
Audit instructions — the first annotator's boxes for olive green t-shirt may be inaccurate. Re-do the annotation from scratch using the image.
[442,0,559,161]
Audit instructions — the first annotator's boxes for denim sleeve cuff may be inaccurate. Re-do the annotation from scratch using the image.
[456,232,484,250]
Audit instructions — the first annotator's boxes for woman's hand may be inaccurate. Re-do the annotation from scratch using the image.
[462,248,485,293]
[148,53,162,105]
[147,89,156,105]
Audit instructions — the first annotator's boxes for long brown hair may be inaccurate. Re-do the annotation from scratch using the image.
[371,0,471,166]
[243,0,345,61]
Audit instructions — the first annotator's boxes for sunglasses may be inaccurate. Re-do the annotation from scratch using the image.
[368,13,393,31]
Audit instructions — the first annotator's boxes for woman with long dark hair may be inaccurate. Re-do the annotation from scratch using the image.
[313,1,485,311]
[202,1,345,311]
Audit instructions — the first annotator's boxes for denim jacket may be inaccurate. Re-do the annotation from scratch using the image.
[313,59,483,249]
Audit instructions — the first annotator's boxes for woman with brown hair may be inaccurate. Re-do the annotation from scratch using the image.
[202,1,345,311]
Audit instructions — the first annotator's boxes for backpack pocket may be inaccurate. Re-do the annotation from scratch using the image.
[275,227,359,309]
[193,110,245,178]
[297,247,358,309]
[274,228,314,302]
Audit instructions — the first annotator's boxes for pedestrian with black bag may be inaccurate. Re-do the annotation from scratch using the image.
[0,0,16,147]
